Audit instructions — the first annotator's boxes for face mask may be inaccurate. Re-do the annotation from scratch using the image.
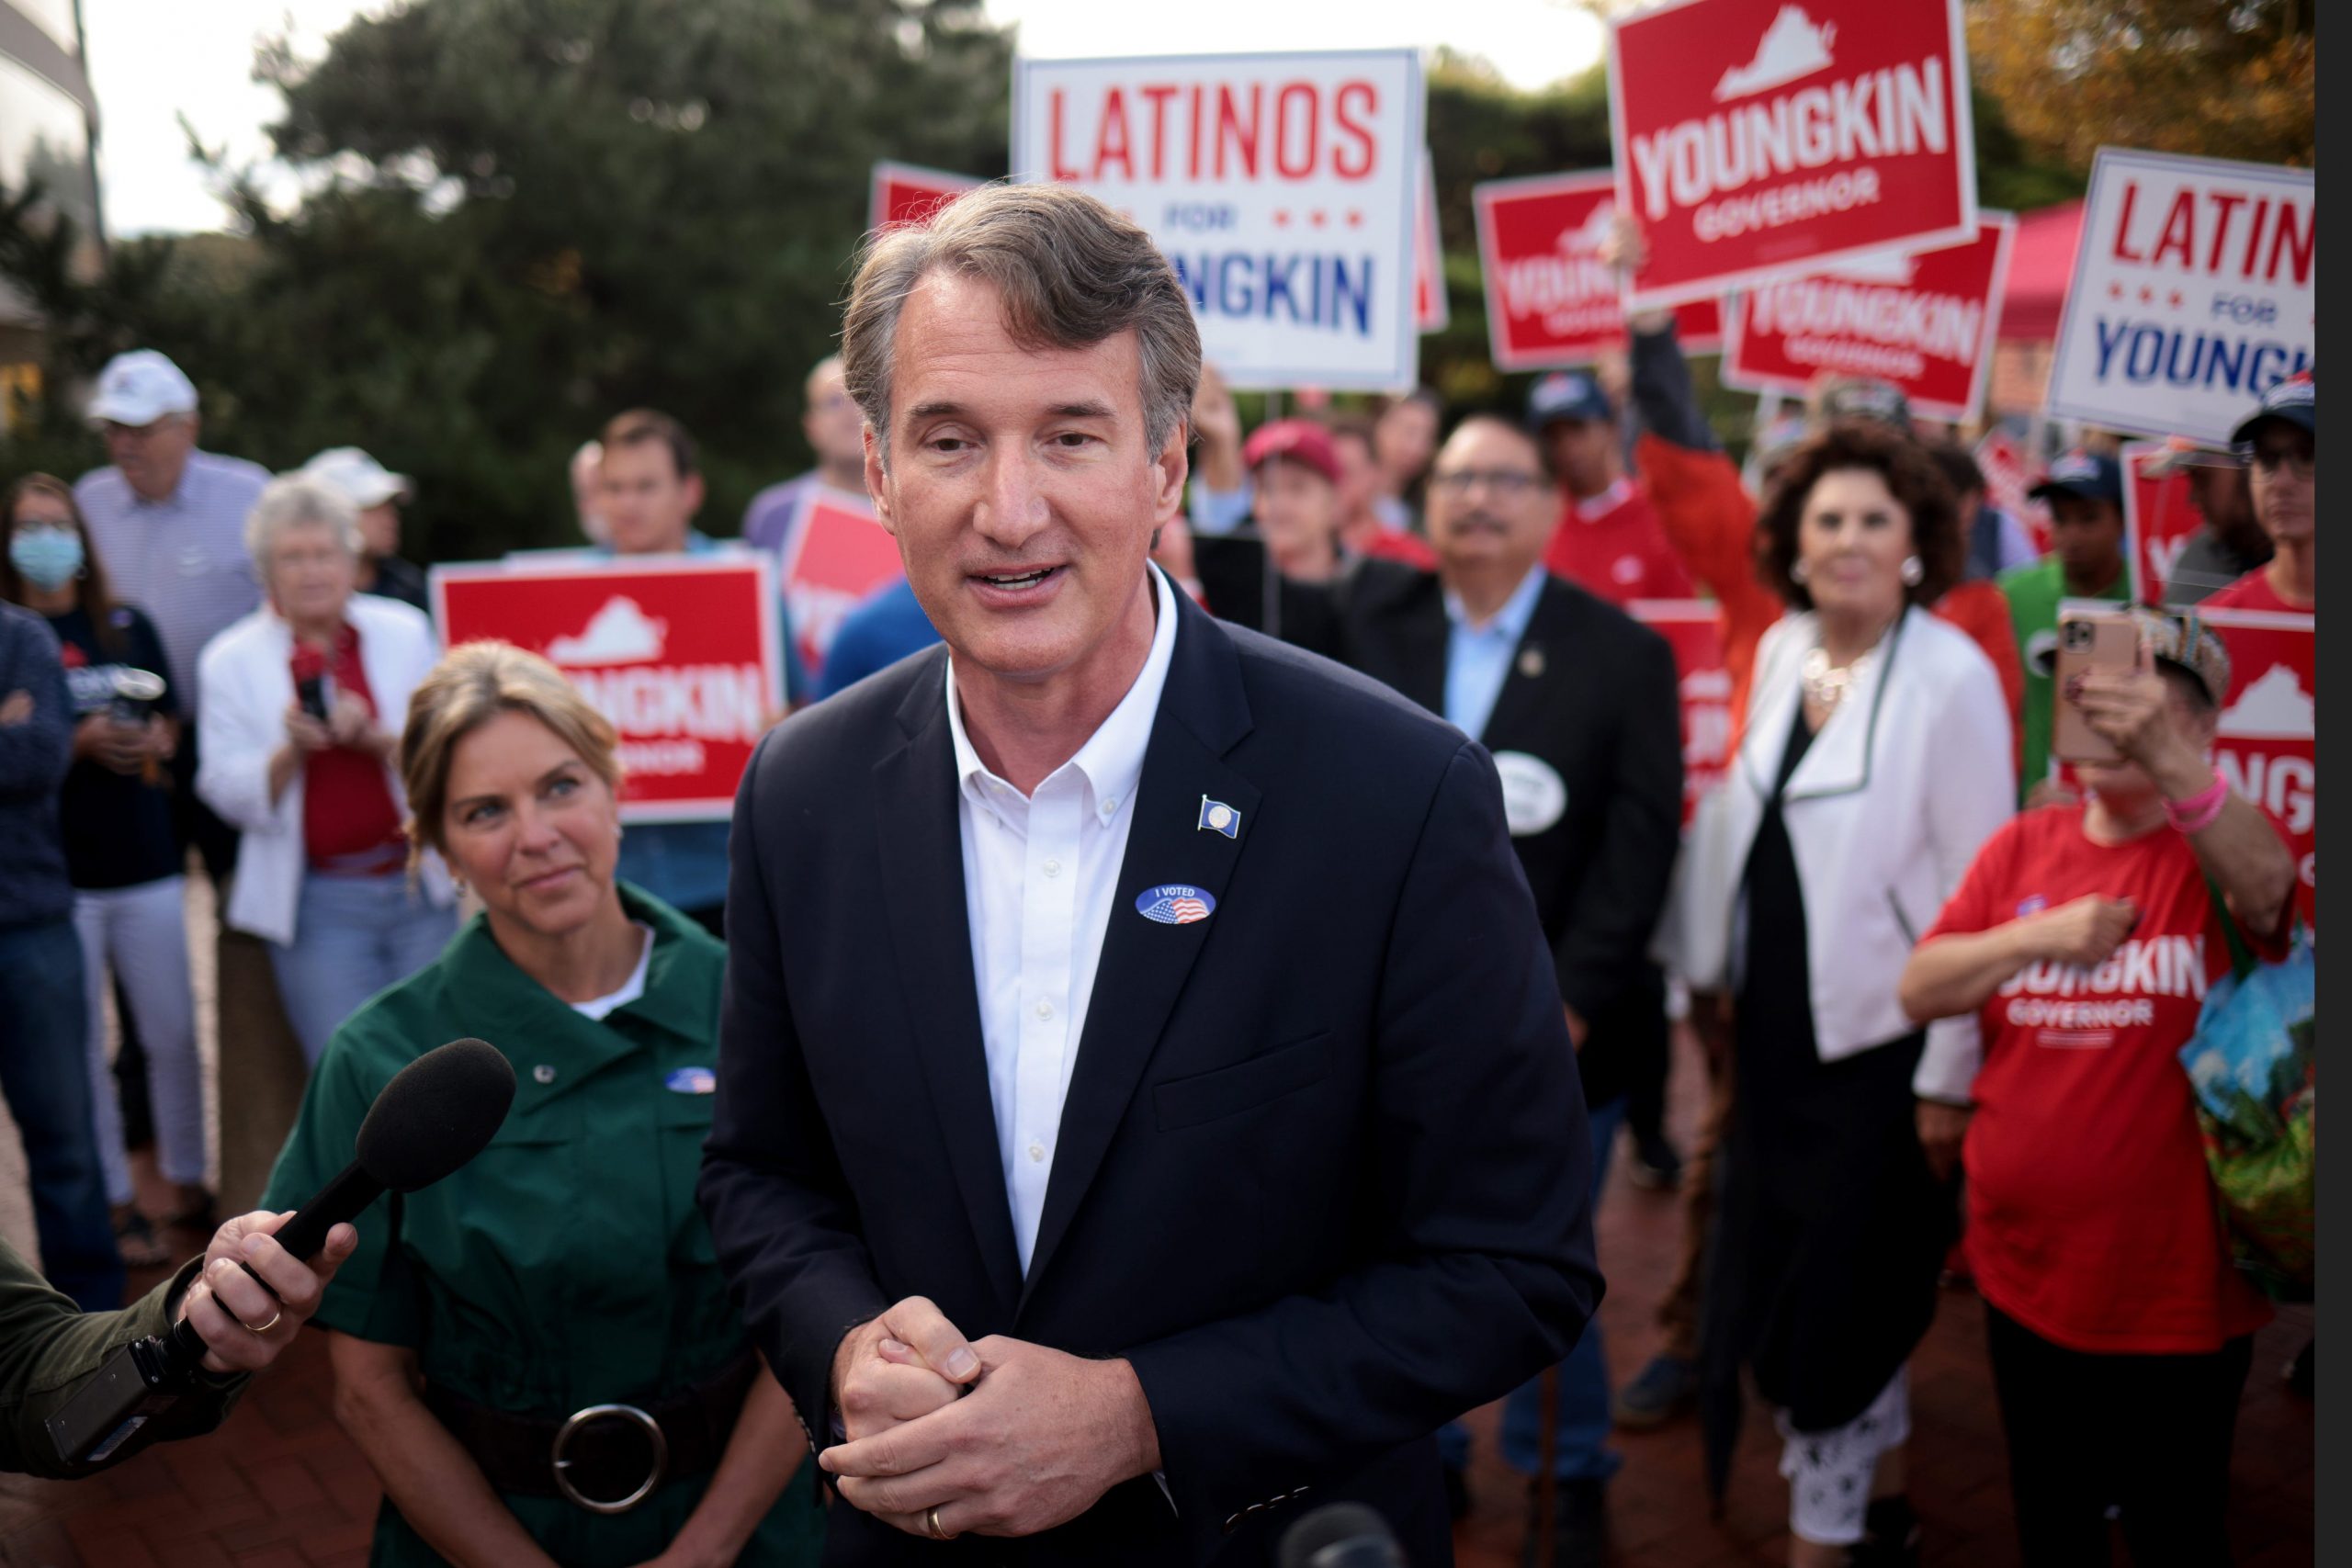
[9,525,84,590]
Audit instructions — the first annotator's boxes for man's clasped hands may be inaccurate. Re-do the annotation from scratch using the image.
[819,1296,1165,1540]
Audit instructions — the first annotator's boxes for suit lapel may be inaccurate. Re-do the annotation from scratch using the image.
[1018,597,1259,1314]
[1783,607,1911,802]
[871,655,1023,1314]
[1479,579,1575,748]
[1368,580,1451,718]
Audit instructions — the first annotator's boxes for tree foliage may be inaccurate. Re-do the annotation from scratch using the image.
[1965,0,2314,171]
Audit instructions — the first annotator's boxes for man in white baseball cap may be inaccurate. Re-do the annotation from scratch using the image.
[299,447,426,611]
[74,349,270,885]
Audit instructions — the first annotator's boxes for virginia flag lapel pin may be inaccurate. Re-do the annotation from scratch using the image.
[1197,795,1240,839]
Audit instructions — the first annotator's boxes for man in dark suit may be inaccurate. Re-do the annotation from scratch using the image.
[698,185,1600,1566]
[1250,414,1683,1566]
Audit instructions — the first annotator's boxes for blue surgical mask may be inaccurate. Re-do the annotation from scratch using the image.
[9,525,84,590]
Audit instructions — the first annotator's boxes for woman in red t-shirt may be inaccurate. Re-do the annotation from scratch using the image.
[1898,608,2295,1567]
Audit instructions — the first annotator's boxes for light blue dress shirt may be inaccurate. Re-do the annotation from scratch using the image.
[1442,563,1548,741]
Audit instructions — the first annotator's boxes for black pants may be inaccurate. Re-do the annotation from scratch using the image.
[1984,1303,2253,1567]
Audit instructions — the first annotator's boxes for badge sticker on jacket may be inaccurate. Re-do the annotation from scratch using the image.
[1491,751,1568,837]
[1136,885,1216,925]
[665,1066,718,1095]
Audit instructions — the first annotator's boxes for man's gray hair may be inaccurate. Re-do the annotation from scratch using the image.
[245,472,363,568]
[841,183,1203,468]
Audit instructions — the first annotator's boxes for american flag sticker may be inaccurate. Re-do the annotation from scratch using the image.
[1135,884,1217,926]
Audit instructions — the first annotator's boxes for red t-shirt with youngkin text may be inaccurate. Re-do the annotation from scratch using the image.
[1924,804,2283,1353]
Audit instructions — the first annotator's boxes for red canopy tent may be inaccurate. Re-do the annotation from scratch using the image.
[1996,199,2084,342]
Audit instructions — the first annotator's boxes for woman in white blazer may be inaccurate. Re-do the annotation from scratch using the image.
[1677,423,2014,1567]
[197,475,455,1064]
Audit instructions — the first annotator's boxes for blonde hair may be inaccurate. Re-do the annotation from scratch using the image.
[401,641,621,860]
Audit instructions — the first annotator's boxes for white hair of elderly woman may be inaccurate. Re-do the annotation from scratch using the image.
[244,472,365,567]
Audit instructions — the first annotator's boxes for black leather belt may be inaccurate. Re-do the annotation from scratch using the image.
[425,1353,756,1514]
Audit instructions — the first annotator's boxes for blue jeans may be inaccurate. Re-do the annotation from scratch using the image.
[0,918,124,1310]
[269,873,457,1066]
[1439,1094,1627,1483]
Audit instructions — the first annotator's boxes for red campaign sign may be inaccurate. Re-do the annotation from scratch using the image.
[1414,149,1449,333]
[1608,0,1977,309]
[1473,171,1724,371]
[1722,214,2014,420]
[432,557,784,823]
[2120,440,2202,604]
[782,488,904,678]
[868,161,982,232]
[2200,608,2316,930]
[1630,599,1734,826]
[1973,427,2050,556]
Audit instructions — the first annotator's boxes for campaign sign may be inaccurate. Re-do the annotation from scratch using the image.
[1608,0,1977,309]
[869,161,983,231]
[432,557,784,823]
[2120,440,2203,604]
[1973,426,2050,556]
[1630,599,1734,826]
[781,488,905,678]
[1415,149,1449,333]
[1012,50,1425,389]
[1473,171,1724,371]
[1723,214,2013,420]
[2043,149,2314,445]
[2200,607,2316,929]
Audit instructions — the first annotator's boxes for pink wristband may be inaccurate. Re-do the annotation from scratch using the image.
[2163,771,2229,834]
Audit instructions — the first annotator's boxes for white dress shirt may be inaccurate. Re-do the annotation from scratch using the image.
[947,566,1181,1272]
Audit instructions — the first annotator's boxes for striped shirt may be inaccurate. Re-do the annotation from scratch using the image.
[75,450,270,716]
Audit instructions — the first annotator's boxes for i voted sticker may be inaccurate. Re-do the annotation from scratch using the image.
[1492,751,1568,838]
[1136,884,1216,925]
[665,1066,718,1095]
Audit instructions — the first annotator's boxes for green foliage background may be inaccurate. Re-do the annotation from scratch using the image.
[4,0,2094,561]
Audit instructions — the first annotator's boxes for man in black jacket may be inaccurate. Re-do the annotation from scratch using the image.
[698,184,1600,1566]
[1263,413,1683,1565]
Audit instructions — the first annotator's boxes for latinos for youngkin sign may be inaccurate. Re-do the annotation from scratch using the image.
[431,556,786,824]
[1608,0,1976,310]
[1723,214,2013,420]
[2043,148,2314,446]
[1012,50,1425,390]
[1473,170,1724,371]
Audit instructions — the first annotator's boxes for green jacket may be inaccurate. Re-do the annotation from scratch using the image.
[263,885,821,1566]
[0,1247,245,1477]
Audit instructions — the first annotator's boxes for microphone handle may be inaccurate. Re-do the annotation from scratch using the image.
[164,1160,383,1370]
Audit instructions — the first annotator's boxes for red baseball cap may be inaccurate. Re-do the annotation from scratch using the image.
[1243,419,1340,487]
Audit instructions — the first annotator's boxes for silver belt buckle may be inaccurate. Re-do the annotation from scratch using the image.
[551,1403,668,1514]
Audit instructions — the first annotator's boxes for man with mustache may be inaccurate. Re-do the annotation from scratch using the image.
[699,185,1600,1564]
[1269,414,1682,1565]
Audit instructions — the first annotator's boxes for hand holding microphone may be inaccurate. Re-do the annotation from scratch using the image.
[47,1038,514,1468]
[172,1211,360,1376]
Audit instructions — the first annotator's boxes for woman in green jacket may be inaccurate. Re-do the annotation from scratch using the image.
[264,641,821,1566]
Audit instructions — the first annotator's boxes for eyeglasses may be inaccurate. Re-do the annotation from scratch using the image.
[1429,468,1547,498]
[2233,442,2314,479]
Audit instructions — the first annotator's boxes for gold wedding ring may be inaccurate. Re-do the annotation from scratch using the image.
[926,1506,954,1540]
[240,1309,282,1334]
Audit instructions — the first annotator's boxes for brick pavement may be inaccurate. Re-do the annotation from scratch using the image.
[0,1035,2312,1566]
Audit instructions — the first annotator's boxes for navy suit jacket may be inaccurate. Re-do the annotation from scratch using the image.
[700,583,1600,1565]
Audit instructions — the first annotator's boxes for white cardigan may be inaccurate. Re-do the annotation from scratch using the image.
[1668,606,2014,1102]
[196,594,454,947]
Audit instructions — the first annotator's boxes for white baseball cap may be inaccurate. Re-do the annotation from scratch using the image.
[300,446,413,507]
[86,350,198,426]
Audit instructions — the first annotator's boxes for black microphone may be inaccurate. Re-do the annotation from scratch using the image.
[1278,1503,1408,1568]
[47,1038,515,1468]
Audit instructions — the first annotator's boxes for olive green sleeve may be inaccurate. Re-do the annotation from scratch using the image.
[0,1244,251,1478]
